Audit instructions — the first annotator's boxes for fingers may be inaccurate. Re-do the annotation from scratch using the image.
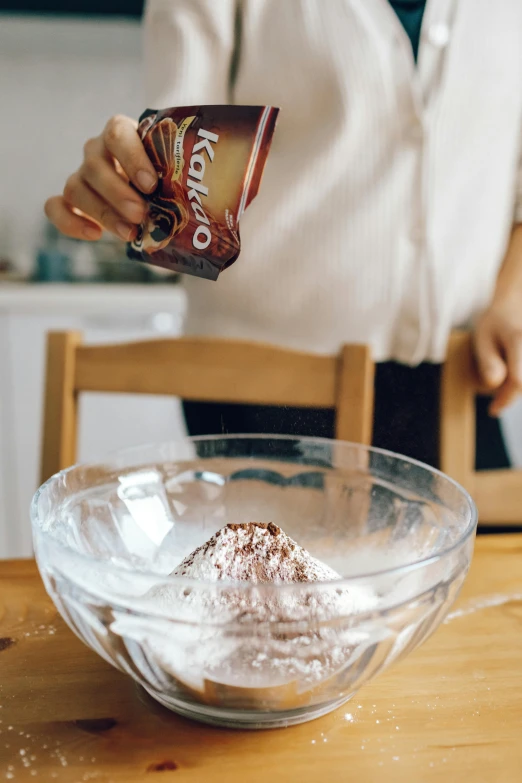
[506,330,522,388]
[473,326,507,390]
[80,146,146,224]
[44,196,102,241]
[62,173,137,241]
[490,380,519,416]
[490,330,522,416]
[45,114,156,243]
[102,115,158,194]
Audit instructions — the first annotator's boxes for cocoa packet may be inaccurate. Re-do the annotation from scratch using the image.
[127,105,279,281]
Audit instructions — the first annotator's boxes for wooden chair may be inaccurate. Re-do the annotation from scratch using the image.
[440,331,522,526]
[40,331,375,484]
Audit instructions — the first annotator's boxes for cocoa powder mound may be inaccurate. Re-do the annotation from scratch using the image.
[140,523,379,697]
[172,522,340,584]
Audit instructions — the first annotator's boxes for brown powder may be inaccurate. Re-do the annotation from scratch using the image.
[172,522,340,584]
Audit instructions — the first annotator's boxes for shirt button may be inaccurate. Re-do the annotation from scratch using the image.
[427,22,450,48]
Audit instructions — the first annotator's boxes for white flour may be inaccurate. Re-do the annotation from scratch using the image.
[444,592,522,623]
[130,523,379,698]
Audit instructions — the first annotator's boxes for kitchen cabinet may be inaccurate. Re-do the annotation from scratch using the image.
[0,284,187,559]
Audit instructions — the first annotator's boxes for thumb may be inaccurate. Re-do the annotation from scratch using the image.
[474,327,507,389]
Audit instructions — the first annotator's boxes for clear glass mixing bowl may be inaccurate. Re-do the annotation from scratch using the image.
[31,436,477,729]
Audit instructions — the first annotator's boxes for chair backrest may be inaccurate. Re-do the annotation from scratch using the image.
[440,331,522,525]
[41,331,375,484]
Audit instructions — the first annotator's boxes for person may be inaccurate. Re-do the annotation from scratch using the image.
[45,0,522,469]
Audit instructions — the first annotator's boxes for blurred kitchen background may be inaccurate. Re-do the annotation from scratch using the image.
[0,1,188,559]
[0,2,521,559]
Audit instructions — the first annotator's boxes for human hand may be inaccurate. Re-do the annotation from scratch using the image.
[44,115,158,243]
[473,302,522,416]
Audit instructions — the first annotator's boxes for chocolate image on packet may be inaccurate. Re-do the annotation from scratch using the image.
[127,105,279,281]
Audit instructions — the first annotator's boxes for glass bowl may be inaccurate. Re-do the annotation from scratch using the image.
[31,436,477,729]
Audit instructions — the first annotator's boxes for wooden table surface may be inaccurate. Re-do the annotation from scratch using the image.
[1,535,522,783]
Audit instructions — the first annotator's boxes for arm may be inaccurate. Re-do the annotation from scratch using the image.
[44,0,237,243]
[474,223,522,415]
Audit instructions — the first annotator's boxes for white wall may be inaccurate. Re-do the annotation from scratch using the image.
[0,15,143,274]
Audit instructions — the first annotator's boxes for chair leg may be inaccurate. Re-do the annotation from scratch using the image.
[439,331,476,492]
[335,345,375,445]
[40,331,82,484]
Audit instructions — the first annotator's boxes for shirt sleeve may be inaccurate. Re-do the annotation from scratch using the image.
[143,0,238,109]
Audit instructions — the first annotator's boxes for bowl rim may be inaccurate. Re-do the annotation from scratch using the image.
[31,434,478,589]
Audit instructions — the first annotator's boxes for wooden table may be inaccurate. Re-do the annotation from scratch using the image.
[1,535,522,783]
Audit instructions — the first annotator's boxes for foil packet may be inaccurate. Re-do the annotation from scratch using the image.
[127,105,279,281]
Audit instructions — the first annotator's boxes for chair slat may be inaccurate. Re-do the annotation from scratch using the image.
[40,333,376,485]
[74,337,339,408]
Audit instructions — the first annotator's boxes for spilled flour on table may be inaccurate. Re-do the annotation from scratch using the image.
[444,592,522,623]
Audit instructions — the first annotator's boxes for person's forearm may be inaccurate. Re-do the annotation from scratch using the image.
[473,222,522,415]
[491,223,522,309]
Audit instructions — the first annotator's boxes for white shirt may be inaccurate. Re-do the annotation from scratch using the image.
[143,0,522,364]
